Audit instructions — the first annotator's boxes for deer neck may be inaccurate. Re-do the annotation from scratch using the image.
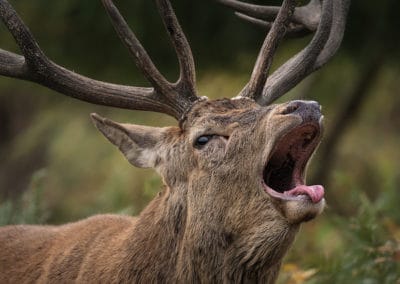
[175,205,299,283]
[122,184,299,283]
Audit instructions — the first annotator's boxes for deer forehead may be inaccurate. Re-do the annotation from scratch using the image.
[182,98,269,132]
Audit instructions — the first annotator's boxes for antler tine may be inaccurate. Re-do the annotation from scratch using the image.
[0,0,199,120]
[155,0,197,98]
[260,0,349,105]
[0,0,47,79]
[235,12,274,30]
[0,49,27,79]
[102,0,198,102]
[217,0,280,22]
[231,0,350,70]
[217,0,321,34]
[101,0,172,95]
[238,0,296,100]
[234,12,311,38]
[313,0,350,69]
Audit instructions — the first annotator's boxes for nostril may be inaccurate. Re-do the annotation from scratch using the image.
[280,102,300,115]
[278,100,323,123]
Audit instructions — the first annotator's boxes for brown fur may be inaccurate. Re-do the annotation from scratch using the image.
[0,99,324,283]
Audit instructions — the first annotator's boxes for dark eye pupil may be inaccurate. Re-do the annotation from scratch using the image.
[196,135,212,146]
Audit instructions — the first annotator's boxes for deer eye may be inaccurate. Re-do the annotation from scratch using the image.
[194,135,213,148]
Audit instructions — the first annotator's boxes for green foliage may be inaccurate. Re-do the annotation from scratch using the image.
[279,183,400,284]
[314,195,399,283]
[0,170,49,226]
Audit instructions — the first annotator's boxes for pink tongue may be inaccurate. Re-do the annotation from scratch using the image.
[284,185,325,203]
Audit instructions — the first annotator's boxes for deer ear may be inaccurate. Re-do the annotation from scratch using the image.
[90,113,163,168]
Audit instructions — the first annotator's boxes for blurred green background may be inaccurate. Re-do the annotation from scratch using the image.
[0,0,399,282]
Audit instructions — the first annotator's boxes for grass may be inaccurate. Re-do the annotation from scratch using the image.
[0,169,49,226]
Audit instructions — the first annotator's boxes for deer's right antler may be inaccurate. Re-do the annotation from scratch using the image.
[219,0,350,105]
[0,0,199,120]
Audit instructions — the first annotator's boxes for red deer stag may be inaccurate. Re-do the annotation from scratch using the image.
[0,0,349,282]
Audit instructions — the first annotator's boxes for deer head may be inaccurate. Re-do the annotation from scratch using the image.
[0,0,349,282]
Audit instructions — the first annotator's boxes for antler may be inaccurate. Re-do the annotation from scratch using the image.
[218,0,321,36]
[218,0,350,105]
[0,0,199,120]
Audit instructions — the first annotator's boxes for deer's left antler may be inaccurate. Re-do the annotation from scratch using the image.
[218,0,350,105]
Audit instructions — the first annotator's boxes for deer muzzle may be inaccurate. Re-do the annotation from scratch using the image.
[263,100,324,206]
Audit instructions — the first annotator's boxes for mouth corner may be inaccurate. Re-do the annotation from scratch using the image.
[262,122,324,204]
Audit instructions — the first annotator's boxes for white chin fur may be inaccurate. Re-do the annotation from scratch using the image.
[284,198,326,224]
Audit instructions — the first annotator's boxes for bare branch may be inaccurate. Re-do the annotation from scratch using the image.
[239,0,296,100]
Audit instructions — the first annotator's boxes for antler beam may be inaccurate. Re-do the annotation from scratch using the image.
[219,0,350,105]
[0,0,199,120]
[238,0,296,100]
[261,0,350,105]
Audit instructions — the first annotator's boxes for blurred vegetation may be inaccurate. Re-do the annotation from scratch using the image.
[0,0,399,283]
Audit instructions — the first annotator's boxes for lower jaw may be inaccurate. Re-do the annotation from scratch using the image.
[263,182,325,204]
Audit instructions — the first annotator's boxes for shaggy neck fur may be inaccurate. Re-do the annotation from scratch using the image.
[117,184,299,283]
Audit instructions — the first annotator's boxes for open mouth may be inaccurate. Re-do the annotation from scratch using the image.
[262,123,324,203]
